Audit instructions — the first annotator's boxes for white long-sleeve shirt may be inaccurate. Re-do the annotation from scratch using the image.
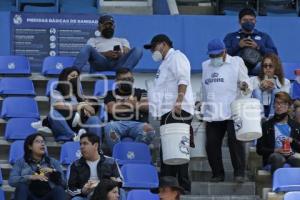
[148,48,194,117]
[201,54,252,122]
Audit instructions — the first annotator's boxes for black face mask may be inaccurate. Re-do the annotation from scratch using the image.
[69,78,79,93]
[119,83,132,93]
[274,112,288,122]
[101,28,114,39]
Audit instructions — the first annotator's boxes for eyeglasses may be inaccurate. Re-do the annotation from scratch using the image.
[117,77,134,82]
[263,64,274,68]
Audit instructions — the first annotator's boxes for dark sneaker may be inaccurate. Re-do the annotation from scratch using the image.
[210,176,225,182]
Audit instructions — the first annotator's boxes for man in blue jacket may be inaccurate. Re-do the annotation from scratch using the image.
[224,8,277,74]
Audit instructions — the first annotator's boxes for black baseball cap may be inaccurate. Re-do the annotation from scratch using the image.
[239,8,256,20]
[144,34,173,50]
[98,15,114,24]
[151,176,184,194]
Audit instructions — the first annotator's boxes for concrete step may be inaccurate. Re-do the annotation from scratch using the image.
[100,6,153,15]
[178,5,215,15]
[181,195,261,200]
[190,171,254,182]
[267,192,284,200]
[189,158,234,172]
[191,181,256,195]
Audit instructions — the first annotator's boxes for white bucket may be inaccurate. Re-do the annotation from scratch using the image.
[160,123,190,165]
[231,98,262,141]
[190,122,206,159]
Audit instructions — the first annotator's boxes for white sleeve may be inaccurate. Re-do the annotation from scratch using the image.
[281,79,291,93]
[238,58,252,96]
[86,38,95,47]
[120,38,130,49]
[170,53,191,86]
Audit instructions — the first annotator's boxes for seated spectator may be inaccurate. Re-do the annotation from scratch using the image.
[73,15,143,72]
[9,133,66,200]
[291,69,300,101]
[224,8,277,75]
[257,92,300,174]
[91,179,121,200]
[293,101,300,124]
[251,54,290,119]
[34,67,102,141]
[104,68,155,150]
[151,176,184,200]
[68,133,122,200]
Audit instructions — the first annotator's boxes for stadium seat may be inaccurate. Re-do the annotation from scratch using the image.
[93,79,114,96]
[45,79,58,96]
[0,168,2,185]
[0,0,15,11]
[121,163,159,189]
[0,78,35,96]
[17,0,58,11]
[127,190,159,200]
[9,140,25,164]
[284,191,300,200]
[42,56,75,76]
[5,118,38,140]
[60,141,81,165]
[60,4,98,14]
[23,5,58,12]
[0,97,40,119]
[0,56,30,75]
[0,188,4,200]
[60,0,97,7]
[112,142,151,165]
[273,168,300,192]
[282,62,300,80]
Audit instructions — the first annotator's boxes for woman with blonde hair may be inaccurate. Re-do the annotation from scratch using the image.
[251,53,291,119]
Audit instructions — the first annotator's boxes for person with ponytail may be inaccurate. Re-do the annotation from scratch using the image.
[257,92,300,174]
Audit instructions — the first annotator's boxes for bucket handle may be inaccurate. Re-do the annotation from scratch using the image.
[164,111,184,125]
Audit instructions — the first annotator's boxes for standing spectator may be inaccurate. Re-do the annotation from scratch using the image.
[144,34,194,192]
[68,133,122,200]
[201,39,252,183]
[73,15,143,72]
[91,179,121,200]
[103,68,155,151]
[9,133,66,200]
[251,54,290,119]
[224,8,277,74]
[257,92,300,174]
[33,67,102,141]
[151,176,183,200]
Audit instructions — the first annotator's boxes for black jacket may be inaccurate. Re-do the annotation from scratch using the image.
[67,154,120,197]
[256,117,300,166]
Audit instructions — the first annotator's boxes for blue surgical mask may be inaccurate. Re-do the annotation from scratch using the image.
[210,57,224,67]
[241,21,255,32]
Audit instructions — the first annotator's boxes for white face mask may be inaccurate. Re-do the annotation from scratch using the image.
[210,57,224,67]
[296,76,300,84]
[152,51,163,62]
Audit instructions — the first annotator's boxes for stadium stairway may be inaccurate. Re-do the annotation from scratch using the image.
[0,72,276,200]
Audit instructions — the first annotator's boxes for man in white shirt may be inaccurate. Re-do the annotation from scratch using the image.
[144,34,194,193]
[201,39,252,183]
[73,15,143,72]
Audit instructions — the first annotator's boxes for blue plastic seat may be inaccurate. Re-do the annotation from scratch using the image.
[0,168,3,185]
[113,142,151,165]
[60,4,98,14]
[45,79,58,96]
[0,188,4,200]
[282,62,300,80]
[273,168,300,192]
[127,190,159,200]
[9,140,25,164]
[0,97,40,119]
[0,56,30,75]
[60,141,81,165]
[60,0,97,7]
[5,118,38,140]
[23,5,58,12]
[284,191,300,200]
[93,79,114,96]
[0,78,35,96]
[42,56,75,76]
[121,164,159,189]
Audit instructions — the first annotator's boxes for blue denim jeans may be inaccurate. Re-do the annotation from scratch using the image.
[14,183,66,200]
[104,121,155,150]
[48,109,102,141]
[73,45,143,72]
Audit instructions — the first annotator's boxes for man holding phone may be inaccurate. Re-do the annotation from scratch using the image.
[74,15,143,72]
[224,8,277,75]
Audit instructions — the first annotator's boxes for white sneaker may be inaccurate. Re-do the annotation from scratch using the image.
[73,129,87,141]
[31,121,52,134]
[72,112,81,128]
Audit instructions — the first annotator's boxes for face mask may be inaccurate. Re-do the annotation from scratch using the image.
[274,112,288,122]
[210,57,224,67]
[101,28,114,38]
[241,21,255,32]
[119,83,132,93]
[152,51,163,62]
[296,76,300,84]
[69,78,79,92]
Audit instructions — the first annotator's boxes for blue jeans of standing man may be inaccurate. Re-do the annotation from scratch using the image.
[104,121,155,150]
[48,109,102,141]
[14,183,66,200]
[73,45,143,72]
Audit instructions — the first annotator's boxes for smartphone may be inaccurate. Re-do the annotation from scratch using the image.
[113,45,121,51]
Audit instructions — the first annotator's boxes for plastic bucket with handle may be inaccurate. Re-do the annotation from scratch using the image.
[190,121,206,159]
